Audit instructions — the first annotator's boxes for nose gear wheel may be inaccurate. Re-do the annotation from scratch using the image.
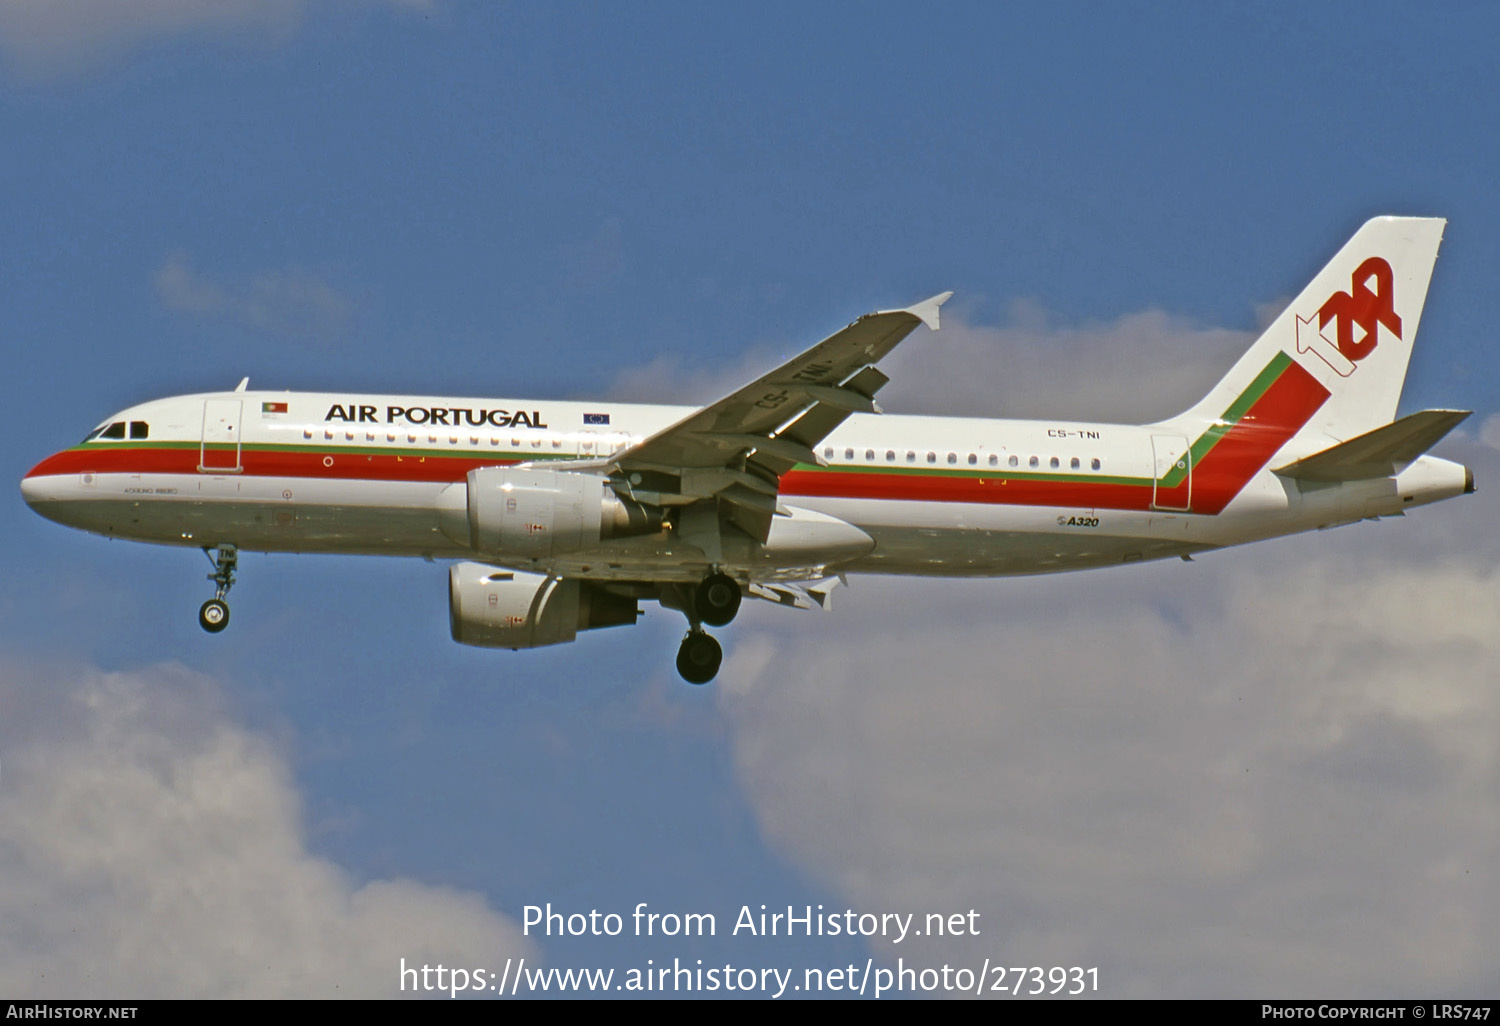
[199,545,238,634]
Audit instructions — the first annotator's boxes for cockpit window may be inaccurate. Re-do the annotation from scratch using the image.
[82,420,143,443]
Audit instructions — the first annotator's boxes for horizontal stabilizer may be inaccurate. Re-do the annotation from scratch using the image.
[1274,409,1470,482]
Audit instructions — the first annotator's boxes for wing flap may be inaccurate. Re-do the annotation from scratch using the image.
[747,577,841,611]
[1274,409,1471,482]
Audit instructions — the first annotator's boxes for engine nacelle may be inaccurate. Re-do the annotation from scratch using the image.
[448,561,640,649]
[439,466,661,559]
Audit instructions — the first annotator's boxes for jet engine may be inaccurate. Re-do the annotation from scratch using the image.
[439,466,661,559]
[448,561,640,649]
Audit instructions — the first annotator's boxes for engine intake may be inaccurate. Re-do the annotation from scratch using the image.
[449,561,640,649]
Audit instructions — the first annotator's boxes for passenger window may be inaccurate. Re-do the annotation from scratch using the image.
[947,452,957,465]
[1028,456,1039,468]
[845,448,854,460]
[129,421,149,440]
[1092,458,1102,471]
[1070,457,1080,470]
[926,452,937,464]
[886,450,896,462]
[968,453,977,465]
[906,451,916,463]
[865,449,875,461]
[825,447,835,459]
[989,454,999,467]
[1008,455,1019,468]
[1050,457,1060,469]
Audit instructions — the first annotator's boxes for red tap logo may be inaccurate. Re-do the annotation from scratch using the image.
[1296,256,1401,376]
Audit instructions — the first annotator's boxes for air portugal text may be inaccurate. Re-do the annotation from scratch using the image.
[323,404,549,429]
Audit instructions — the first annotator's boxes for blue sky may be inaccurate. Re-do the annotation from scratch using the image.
[2,1,1497,998]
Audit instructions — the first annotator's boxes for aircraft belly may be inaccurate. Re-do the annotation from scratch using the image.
[799,497,1210,576]
[30,472,1228,573]
[842,526,1208,576]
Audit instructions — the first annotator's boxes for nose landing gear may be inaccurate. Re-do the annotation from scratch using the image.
[199,544,237,634]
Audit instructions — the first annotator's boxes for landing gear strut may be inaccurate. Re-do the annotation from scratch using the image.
[676,629,722,685]
[199,544,237,634]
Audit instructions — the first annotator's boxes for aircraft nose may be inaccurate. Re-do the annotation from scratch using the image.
[20,470,46,509]
[20,460,68,513]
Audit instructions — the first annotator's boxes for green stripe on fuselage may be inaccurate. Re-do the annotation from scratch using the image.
[1157,351,1293,487]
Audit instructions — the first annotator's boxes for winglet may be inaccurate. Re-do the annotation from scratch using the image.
[905,291,953,331]
[234,377,250,393]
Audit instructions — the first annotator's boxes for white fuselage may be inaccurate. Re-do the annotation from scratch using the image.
[20,389,1471,584]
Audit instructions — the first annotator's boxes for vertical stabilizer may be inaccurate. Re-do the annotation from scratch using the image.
[1170,217,1445,456]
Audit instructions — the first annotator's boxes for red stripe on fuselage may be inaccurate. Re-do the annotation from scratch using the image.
[781,359,1330,512]
[24,447,522,483]
[24,361,1329,513]
[780,469,1156,510]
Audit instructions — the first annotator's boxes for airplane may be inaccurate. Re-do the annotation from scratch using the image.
[20,216,1475,684]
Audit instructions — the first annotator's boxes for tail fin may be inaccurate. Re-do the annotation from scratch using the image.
[1170,216,1445,453]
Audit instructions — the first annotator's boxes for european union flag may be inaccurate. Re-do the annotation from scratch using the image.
[583,413,610,425]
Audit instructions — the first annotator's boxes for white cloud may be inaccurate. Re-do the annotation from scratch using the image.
[605,303,1255,423]
[598,295,1499,996]
[877,300,1255,421]
[716,453,1500,997]
[0,660,531,997]
[0,0,430,78]
[1479,412,1500,451]
[155,252,353,342]
[601,347,783,407]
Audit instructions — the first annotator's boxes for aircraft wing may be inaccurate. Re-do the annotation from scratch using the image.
[608,292,950,540]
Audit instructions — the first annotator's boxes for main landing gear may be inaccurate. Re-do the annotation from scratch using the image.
[199,544,237,634]
[694,571,741,627]
[674,571,742,685]
[676,630,722,685]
